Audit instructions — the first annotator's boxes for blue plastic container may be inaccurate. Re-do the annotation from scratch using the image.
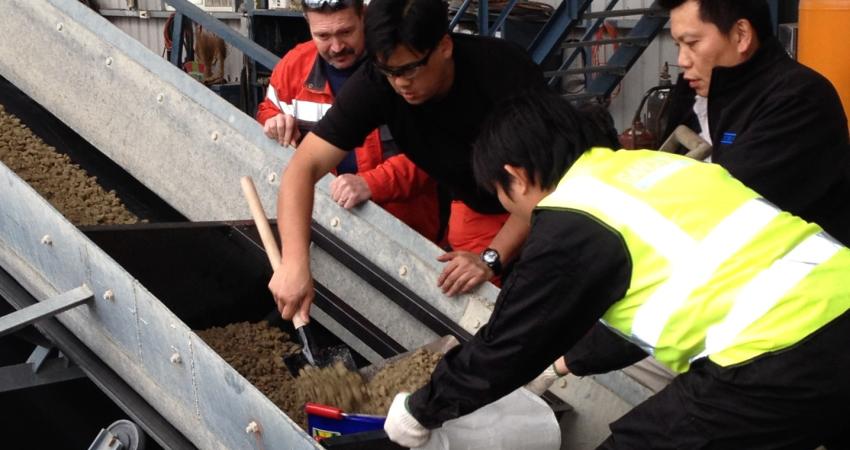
[305,402,386,441]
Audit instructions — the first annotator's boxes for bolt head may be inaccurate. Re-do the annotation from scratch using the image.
[40,235,53,246]
[105,56,113,66]
[56,23,64,31]
[103,289,115,301]
[170,353,182,364]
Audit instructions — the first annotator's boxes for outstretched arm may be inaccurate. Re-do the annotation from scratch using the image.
[268,133,347,322]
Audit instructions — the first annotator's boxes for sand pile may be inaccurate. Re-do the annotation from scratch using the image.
[197,321,442,428]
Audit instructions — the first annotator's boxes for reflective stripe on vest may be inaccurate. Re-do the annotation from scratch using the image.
[538,148,850,372]
[265,86,331,123]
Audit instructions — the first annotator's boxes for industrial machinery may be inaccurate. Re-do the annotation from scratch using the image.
[0,1,653,448]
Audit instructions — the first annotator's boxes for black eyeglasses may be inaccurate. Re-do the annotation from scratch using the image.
[373,48,434,80]
[301,0,352,11]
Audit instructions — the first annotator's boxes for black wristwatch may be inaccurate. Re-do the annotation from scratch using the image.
[480,248,502,276]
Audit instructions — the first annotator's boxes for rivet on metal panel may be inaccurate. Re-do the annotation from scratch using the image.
[56,23,64,32]
[330,217,341,229]
[103,289,115,301]
[474,320,482,330]
[105,56,113,67]
[40,235,53,246]
[156,93,164,103]
[245,421,261,433]
[558,378,568,389]
[398,265,409,277]
[170,352,182,364]
[266,172,277,183]
[139,10,149,19]
[211,131,220,142]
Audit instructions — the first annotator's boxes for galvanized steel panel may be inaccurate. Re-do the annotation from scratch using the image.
[191,333,317,449]
[0,156,319,448]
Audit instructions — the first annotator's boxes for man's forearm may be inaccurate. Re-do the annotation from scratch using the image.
[488,213,530,263]
[278,153,319,264]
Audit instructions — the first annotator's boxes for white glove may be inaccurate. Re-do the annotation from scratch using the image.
[524,363,566,396]
[384,392,430,448]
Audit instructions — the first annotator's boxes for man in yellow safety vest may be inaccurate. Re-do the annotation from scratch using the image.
[383,90,850,449]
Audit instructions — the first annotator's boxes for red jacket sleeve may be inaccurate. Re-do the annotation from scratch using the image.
[255,53,296,126]
[359,154,433,203]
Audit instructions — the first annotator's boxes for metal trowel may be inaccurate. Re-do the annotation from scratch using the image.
[241,176,356,377]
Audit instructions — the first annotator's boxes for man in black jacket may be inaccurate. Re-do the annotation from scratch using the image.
[532,1,850,436]
[661,0,850,245]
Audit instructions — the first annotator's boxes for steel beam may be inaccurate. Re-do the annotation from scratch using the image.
[0,348,86,393]
[0,286,93,337]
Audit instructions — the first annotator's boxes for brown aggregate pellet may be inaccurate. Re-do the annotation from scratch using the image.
[197,321,442,429]
[0,103,137,225]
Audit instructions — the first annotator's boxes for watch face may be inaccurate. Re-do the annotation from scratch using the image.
[483,250,498,264]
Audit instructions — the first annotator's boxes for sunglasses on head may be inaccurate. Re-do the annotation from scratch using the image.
[301,0,352,10]
[373,48,434,79]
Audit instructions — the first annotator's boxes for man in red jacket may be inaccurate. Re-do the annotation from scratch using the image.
[255,0,440,242]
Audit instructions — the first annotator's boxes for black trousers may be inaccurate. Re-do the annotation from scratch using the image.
[598,310,850,450]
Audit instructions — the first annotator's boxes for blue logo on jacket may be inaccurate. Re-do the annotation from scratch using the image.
[720,132,737,145]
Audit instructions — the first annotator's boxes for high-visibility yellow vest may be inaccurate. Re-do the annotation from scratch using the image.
[538,148,850,373]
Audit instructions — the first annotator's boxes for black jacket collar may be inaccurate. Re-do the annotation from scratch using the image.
[707,37,788,98]
[305,52,327,92]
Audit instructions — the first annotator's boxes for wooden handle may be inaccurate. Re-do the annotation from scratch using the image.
[240,176,282,271]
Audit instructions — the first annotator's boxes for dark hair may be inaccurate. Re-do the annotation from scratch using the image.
[472,90,618,196]
[365,0,448,60]
[302,0,364,14]
[658,0,773,41]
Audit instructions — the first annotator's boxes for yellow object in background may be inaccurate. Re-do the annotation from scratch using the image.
[799,0,850,130]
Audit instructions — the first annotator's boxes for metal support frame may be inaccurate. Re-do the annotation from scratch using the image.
[478,0,489,35]
[547,0,619,89]
[489,0,519,37]
[448,0,474,31]
[169,12,185,67]
[0,285,93,337]
[528,0,590,65]
[586,2,668,97]
[0,268,194,449]
[0,345,86,393]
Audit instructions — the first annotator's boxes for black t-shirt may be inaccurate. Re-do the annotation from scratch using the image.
[313,34,546,214]
[407,209,633,427]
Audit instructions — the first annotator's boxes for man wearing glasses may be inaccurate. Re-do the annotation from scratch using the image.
[268,0,547,325]
[256,0,440,242]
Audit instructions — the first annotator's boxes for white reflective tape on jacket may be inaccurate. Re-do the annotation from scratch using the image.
[536,147,850,372]
[631,198,780,349]
[694,232,842,361]
[265,86,331,122]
